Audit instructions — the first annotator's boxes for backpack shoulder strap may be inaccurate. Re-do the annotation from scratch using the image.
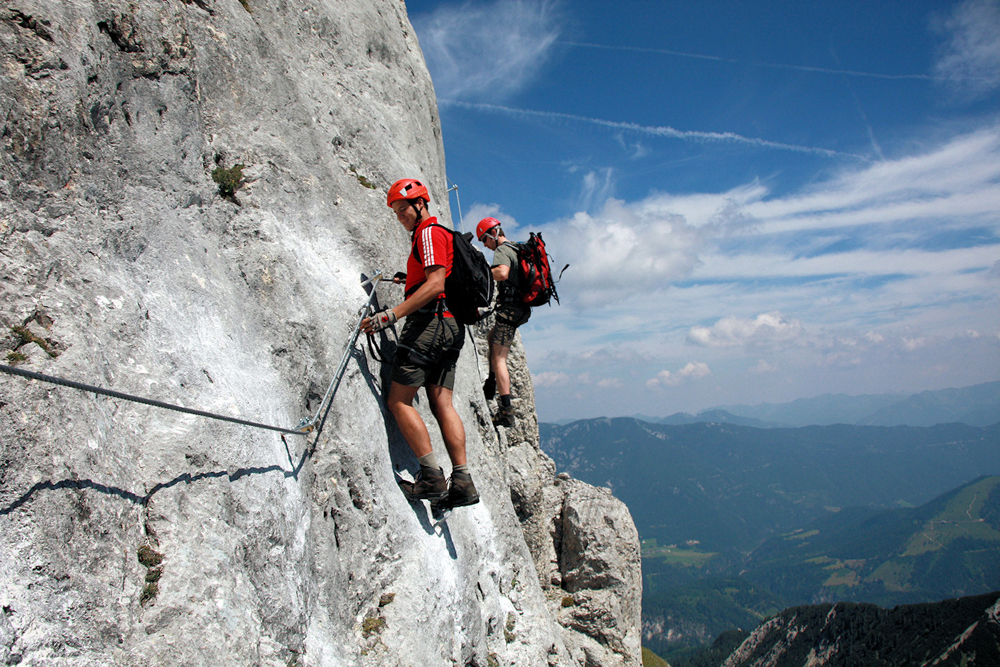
[410,221,453,261]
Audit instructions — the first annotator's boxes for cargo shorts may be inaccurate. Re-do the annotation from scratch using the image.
[491,303,531,348]
[392,308,465,390]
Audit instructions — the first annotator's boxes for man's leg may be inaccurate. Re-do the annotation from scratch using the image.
[427,384,466,466]
[482,327,497,399]
[388,380,447,500]
[489,342,516,427]
[490,342,512,397]
[427,384,478,507]
[387,381,432,457]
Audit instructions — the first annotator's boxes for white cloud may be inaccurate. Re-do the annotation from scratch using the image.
[752,359,779,374]
[646,371,676,388]
[746,128,1000,234]
[411,0,562,101]
[688,313,803,348]
[646,361,711,388]
[679,361,711,379]
[933,0,1000,99]
[542,196,708,307]
[580,169,615,212]
[902,337,930,351]
[531,370,570,387]
[464,203,520,236]
[519,128,999,419]
[446,100,862,158]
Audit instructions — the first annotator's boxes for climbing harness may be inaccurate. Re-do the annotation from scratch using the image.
[0,271,387,437]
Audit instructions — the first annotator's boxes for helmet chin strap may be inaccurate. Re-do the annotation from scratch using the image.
[410,199,425,221]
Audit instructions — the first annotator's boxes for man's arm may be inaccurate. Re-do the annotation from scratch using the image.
[395,265,445,318]
[361,266,445,333]
[491,243,515,281]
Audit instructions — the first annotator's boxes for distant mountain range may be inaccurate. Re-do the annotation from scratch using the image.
[632,381,1000,428]
[540,419,1000,553]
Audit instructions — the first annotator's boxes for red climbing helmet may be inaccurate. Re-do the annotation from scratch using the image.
[476,217,501,241]
[386,178,430,207]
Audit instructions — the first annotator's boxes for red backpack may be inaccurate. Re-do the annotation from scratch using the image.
[516,232,564,307]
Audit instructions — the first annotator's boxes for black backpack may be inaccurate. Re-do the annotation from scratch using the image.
[414,223,494,326]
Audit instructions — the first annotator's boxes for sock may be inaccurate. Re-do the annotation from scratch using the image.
[418,452,440,471]
[452,463,469,475]
[500,394,512,407]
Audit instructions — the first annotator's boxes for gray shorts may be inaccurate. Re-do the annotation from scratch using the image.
[491,304,531,348]
[392,310,465,389]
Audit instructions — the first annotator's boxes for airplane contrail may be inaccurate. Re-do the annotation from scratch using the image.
[441,100,869,159]
[560,41,942,82]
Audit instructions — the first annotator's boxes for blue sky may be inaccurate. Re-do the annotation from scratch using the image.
[405,0,1000,422]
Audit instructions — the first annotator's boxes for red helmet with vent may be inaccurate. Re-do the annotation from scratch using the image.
[476,217,501,241]
[386,178,430,207]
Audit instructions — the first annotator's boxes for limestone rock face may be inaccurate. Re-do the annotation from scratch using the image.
[0,1,641,665]
[478,324,642,667]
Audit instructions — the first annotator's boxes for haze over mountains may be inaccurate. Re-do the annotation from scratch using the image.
[633,381,1000,428]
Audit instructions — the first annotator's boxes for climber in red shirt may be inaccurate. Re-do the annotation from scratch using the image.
[361,178,479,509]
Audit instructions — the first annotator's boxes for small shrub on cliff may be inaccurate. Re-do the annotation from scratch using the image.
[6,350,27,365]
[362,616,385,637]
[349,165,376,189]
[137,545,163,568]
[212,164,245,202]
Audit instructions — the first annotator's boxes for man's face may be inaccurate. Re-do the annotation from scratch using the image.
[391,199,420,231]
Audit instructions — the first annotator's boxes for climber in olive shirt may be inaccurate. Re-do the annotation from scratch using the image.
[361,178,479,509]
[476,217,530,428]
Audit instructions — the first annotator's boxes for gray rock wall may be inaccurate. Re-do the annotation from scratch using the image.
[0,1,640,665]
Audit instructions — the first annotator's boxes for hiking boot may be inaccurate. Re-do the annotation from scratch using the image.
[492,404,515,428]
[447,471,480,508]
[398,466,447,501]
[482,374,496,400]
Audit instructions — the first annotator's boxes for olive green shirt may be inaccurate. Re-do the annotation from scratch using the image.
[493,241,520,304]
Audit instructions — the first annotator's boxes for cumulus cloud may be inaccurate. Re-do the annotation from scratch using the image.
[520,128,998,419]
[687,313,803,348]
[411,0,562,101]
[531,370,571,387]
[752,359,779,374]
[646,361,711,388]
[902,337,929,351]
[464,203,520,235]
[542,196,709,307]
[933,0,1000,99]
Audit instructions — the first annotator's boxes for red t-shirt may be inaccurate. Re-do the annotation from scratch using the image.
[405,217,453,315]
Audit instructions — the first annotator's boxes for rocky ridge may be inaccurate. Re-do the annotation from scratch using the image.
[0,0,640,665]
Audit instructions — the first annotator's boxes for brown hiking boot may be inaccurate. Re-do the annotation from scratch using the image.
[447,471,480,508]
[492,404,515,428]
[398,466,447,501]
